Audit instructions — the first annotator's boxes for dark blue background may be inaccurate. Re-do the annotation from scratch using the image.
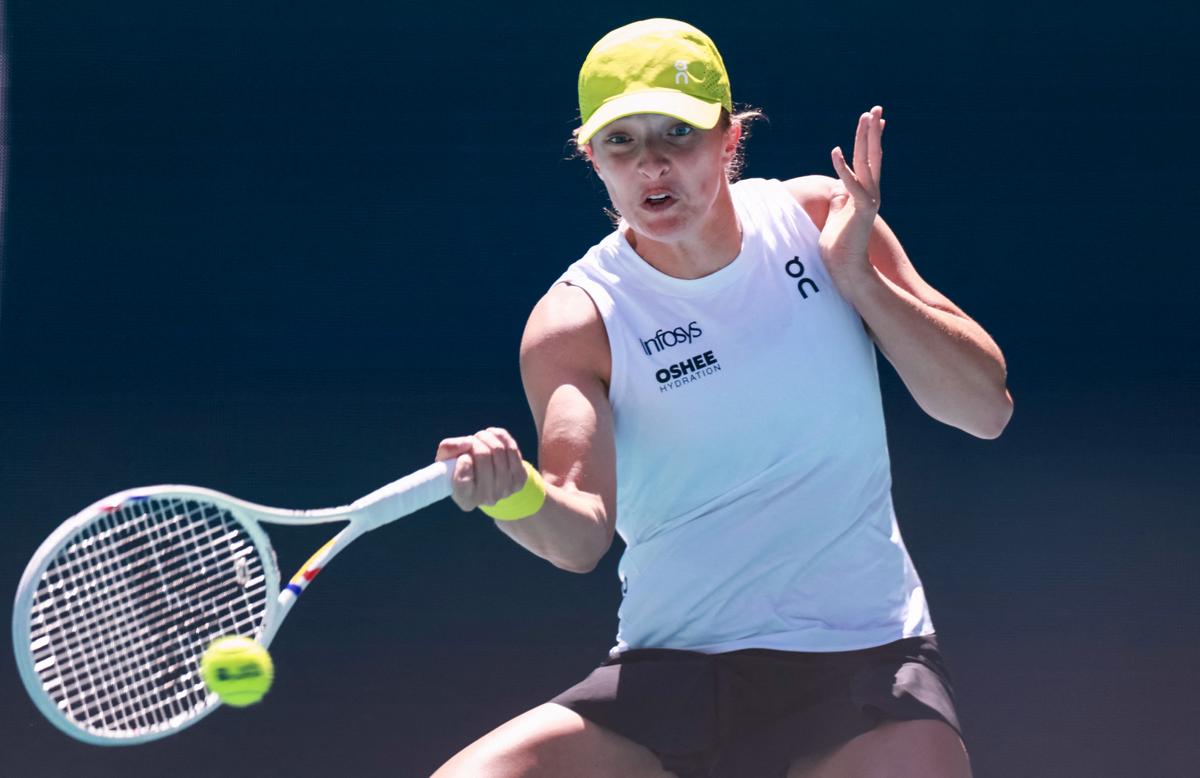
[1,3,1196,776]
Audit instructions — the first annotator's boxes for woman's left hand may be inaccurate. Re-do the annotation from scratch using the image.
[819,106,885,279]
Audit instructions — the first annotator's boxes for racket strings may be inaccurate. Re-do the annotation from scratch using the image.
[54,510,174,734]
[36,502,267,734]
[26,497,270,737]
[34,507,201,733]
[36,522,257,667]
[91,503,265,730]
[42,511,253,728]
[39,513,205,692]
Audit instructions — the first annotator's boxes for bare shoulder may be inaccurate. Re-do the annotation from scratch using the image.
[520,282,611,389]
[783,174,838,230]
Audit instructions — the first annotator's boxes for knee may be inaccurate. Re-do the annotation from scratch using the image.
[431,738,527,778]
[431,748,519,778]
[430,704,588,778]
[431,719,546,777]
[431,703,668,778]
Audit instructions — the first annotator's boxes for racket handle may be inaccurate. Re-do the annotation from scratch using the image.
[353,459,456,530]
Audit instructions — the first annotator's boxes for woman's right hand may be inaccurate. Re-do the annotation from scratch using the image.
[435,428,527,512]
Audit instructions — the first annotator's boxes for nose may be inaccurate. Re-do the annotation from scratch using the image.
[636,139,670,179]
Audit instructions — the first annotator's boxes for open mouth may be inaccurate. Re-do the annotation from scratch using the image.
[644,193,674,209]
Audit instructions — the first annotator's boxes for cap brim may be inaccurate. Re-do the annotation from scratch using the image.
[577,89,724,145]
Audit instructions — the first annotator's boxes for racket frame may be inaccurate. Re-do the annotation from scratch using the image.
[12,459,453,745]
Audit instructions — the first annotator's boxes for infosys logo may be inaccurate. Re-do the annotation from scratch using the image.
[640,321,702,355]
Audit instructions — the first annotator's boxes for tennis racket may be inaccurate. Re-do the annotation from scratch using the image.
[12,458,461,745]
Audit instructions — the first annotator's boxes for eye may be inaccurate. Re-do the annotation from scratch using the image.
[604,132,631,145]
[668,124,694,137]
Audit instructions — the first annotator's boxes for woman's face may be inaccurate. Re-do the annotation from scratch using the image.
[586,113,739,243]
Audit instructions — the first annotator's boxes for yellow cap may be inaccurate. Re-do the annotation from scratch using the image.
[577,19,732,145]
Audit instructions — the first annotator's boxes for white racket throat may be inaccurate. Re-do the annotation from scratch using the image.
[12,459,454,745]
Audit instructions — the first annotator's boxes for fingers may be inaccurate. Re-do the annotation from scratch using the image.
[853,111,871,188]
[436,429,525,512]
[831,146,868,202]
[867,106,883,185]
[831,106,884,207]
[435,436,475,461]
[451,452,476,511]
[487,427,526,491]
[436,436,479,511]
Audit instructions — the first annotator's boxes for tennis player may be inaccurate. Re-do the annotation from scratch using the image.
[432,18,1010,778]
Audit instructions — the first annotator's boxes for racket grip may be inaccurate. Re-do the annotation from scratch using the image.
[354,459,456,530]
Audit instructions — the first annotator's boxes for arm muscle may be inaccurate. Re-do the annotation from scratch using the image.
[501,283,617,571]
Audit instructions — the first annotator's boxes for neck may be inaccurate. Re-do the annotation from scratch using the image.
[624,182,742,280]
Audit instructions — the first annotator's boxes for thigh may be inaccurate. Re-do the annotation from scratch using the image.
[431,702,678,778]
[787,719,972,778]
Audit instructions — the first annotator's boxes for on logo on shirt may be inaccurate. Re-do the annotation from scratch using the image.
[785,256,820,299]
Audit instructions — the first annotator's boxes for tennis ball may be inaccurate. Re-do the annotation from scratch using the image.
[199,636,274,707]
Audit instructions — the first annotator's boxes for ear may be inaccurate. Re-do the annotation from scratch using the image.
[722,121,742,162]
[583,144,604,180]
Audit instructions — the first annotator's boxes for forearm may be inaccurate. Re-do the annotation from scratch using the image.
[834,261,1013,438]
[491,477,611,573]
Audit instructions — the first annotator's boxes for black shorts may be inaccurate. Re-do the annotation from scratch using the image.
[549,633,962,778]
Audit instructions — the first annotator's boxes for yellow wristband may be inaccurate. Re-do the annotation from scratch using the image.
[480,461,547,521]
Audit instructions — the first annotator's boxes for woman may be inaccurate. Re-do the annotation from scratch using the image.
[432,18,1010,778]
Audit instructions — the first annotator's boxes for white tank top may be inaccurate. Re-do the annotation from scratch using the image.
[555,178,933,655]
